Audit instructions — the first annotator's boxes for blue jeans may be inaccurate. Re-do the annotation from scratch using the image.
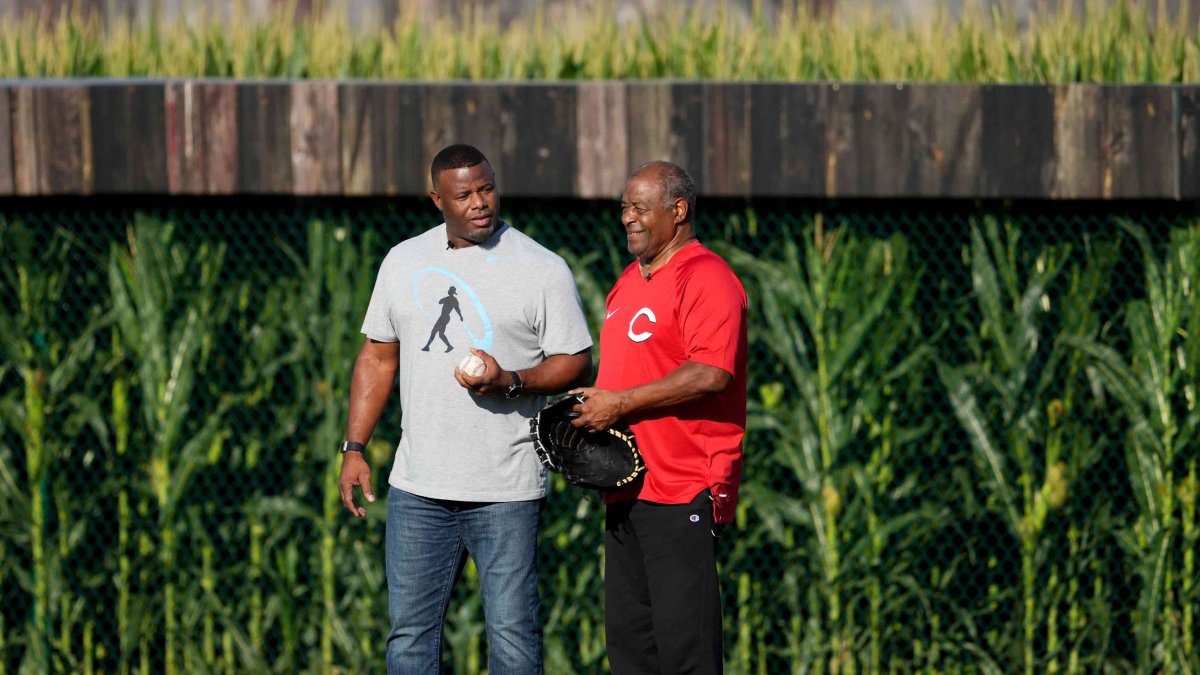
[385,487,544,675]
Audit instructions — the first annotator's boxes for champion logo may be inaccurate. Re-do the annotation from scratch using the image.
[689,514,700,523]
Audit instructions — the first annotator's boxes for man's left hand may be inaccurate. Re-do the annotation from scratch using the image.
[568,386,627,432]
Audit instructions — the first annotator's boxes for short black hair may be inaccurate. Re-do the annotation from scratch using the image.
[431,144,490,186]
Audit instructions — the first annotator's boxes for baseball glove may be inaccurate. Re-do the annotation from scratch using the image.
[530,394,646,490]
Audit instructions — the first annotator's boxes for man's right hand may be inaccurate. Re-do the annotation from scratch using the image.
[338,452,375,518]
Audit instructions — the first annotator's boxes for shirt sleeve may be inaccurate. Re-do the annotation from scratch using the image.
[360,252,400,343]
[679,259,746,376]
[536,256,595,356]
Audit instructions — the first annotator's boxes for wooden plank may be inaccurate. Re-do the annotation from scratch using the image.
[339,83,424,196]
[386,83,429,194]
[703,83,751,196]
[1051,84,1106,198]
[290,81,341,195]
[418,82,502,185]
[749,82,826,197]
[165,81,186,192]
[0,86,13,195]
[981,85,1056,198]
[340,83,377,195]
[669,83,705,188]
[166,81,238,194]
[747,82,787,196]
[385,84,425,195]
[1051,85,1176,199]
[575,82,627,199]
[237,82,292,194]
[419,83,508,189]
[625,81,673,173]
[89,82,167,193]
[824,83,861,197]
[35,85,91,194]
[11,86,38,195]
[129,82,168,192]
[823,83,857,197]
[907,83,982,197]
[509,84,576,196]
[89,83,133,193]
[827,83,914,197]
[419,83,456,179]
[1106,86,1176,199]
[625,82,707,186]
[198,82,239,194]
[1181,86,1200,199]
[452,84,506,183]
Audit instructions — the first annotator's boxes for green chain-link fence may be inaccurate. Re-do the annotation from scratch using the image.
[1,197,1198,674]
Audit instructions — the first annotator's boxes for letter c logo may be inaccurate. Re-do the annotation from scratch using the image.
[628,307,656,343]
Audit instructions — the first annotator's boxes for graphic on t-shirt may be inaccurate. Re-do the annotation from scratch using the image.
[413,267,495,351]
[420,286,464,352]
[628,307,656,343]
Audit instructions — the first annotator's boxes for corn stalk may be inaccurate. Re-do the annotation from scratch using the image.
[726,220,945,673]
[229,273,299,664]
[537,247,612,673]
[106,325,136,674]
[108,217,232,675]
[0,538,5,675]
[939,218,1120,674]
[243,221,384,672]
[0,223,108,673]
[1067,221,1199,673]
[0,0,1196,82]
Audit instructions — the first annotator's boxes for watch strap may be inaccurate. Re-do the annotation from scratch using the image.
[339,440,367,454]
[505,370,524,399]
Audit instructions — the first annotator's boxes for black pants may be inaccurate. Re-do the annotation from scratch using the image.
[604,492,723,675]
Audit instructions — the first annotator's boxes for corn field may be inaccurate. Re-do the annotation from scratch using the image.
[1,0,1198,82]
[0,198,1196,674]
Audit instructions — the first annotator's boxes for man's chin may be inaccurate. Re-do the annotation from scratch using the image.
[463,222,499,244]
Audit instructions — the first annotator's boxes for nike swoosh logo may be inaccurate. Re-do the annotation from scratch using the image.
[606,309,619,320]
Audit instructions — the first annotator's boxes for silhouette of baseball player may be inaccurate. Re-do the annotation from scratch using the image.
[421,286,463,352]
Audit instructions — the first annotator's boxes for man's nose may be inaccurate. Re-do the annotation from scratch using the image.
[468,192,486,210]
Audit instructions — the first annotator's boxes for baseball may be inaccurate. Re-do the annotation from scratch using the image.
[458,354,487,378]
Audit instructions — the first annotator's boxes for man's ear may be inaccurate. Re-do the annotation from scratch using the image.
[673,198,689,225]
[430,190,444,212]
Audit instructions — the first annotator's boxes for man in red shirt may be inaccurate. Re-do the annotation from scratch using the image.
[570,161,748,674]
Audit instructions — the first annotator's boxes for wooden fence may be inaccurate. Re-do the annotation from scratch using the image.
[1,80,1197,199]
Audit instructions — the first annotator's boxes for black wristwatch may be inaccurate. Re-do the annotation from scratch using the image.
[504,370,524,399]
[339,440,366,455]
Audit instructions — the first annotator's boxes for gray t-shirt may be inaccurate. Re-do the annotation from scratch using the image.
[361,222,593,501]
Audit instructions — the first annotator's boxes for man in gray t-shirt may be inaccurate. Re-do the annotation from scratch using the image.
[338,144,592,674]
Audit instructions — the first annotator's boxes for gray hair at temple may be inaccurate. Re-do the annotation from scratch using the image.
[635,161,697,222]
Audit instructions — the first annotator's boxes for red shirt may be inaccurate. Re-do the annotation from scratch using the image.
[597,241,748,505]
